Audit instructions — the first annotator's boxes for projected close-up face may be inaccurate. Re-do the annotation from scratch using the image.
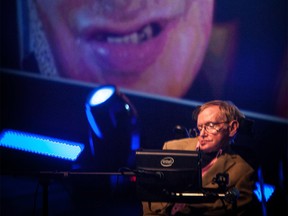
[31,0,214,97]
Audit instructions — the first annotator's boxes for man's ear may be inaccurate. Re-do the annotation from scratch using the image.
[229,120,239,137]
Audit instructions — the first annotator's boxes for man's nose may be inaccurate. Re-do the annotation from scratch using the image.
[199,127,207,136]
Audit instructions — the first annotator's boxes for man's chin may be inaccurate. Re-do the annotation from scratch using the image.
[201,146,216,153]
[200,146,209,152]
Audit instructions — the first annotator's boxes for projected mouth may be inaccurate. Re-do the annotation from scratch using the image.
[91,23,162,44]
[82,20,168,80]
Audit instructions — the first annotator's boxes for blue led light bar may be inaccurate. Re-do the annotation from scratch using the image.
[0,129,84,161]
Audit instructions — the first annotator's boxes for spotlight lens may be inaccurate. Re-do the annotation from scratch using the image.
[89,87,115,106]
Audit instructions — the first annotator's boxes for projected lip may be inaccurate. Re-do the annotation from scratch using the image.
[81,20,168,75]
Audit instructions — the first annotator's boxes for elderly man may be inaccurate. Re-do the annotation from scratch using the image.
[142,100,258,215]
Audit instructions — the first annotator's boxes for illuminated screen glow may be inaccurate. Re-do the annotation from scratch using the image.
[0,129,84,161]
[8,1,288,117]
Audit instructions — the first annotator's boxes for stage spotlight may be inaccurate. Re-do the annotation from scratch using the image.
[85,85,140,171]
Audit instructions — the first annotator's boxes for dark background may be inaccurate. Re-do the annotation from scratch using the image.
[1,0,287,215]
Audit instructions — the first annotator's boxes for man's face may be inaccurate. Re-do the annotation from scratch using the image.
[197,106,230,153]
[34,0,214,97]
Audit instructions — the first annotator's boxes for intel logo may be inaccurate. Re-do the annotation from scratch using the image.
[160,157,174,167]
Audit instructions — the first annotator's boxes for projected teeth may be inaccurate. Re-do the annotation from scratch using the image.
[106,23,159,44]
[107,32,140,44]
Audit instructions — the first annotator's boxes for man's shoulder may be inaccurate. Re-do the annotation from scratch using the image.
[220,151,255,173]
[163,137,198,150]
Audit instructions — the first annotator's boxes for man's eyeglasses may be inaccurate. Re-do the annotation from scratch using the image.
[195,121,228,135]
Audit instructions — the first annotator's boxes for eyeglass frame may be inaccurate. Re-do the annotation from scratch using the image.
[195,121,229,135]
